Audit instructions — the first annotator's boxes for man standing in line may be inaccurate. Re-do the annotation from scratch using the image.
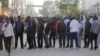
[69,16,80,48]
[15,16,24,49]
[37,18,44,48]
[44,20,51,48]
[58,19,66,48]
[90,16,100,50]
[31,17,36,48]
[2,17,14,56]
[64,17,70,47]
[49,18,58,47]
[83,17,91,48]
[26,16,34,49]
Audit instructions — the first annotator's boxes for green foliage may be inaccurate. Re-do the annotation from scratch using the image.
[57,0,84,16]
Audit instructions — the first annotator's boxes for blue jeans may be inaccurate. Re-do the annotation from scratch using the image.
[70,32,78,47]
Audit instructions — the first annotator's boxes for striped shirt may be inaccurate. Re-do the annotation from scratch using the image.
[91,20,100,34]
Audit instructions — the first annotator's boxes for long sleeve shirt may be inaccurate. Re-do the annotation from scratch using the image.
[70,19,80,33]
[2,22,14,37]
[91,20,100,34]
[64,19,70,26]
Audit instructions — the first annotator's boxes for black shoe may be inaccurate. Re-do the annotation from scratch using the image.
[63,46,66,48]
[90,47,93,50]
[94,46,98,50]
[38,46,42,48]
[77,46,81,48]
[28,47,32,49]
[70,46,73,48]
[34,46,37,49]
[14,47,17,49]
[50,45,52,47]
[34,46,36,48]
[44,46,50,48]
[59,46,62,48]
[83,46,86,48]
[21,47,24,49]
[70,45,73,48]
[66,45,69,48]
[52,46,55,48]
[38,46,40,48]
[86,46,89,48]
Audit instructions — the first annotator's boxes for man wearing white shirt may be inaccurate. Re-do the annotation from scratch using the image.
[89,16,93,25]
[2,17,14,56]
[70,17,80,48]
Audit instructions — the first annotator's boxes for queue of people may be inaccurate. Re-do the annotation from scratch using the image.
[0,15,100,56]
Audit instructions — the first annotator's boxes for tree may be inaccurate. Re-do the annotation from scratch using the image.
[58,0,84,16]
[39,1,53,17]
[26,5,37,16]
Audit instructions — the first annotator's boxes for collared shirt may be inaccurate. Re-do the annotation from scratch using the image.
[2,22,13,37]
[64,19,70,26]
[89,18,93,25]
[70,19,80,33]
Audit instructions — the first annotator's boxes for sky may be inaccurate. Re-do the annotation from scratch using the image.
[26,0,100,14]
[33,0,45,13]
[26,0,45,13]
[84,0,100,10]
[26,0,45,5]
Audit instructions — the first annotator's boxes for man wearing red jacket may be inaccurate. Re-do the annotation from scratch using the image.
[49,17,58,47]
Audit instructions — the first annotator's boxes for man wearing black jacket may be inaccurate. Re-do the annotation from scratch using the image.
[37,18,44,48]
[58,19,66,48]
[26,17,34,49]
[83,18,91,48]
[44,21,51,48]
[15,16,24,49]
[32,18,36,48]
